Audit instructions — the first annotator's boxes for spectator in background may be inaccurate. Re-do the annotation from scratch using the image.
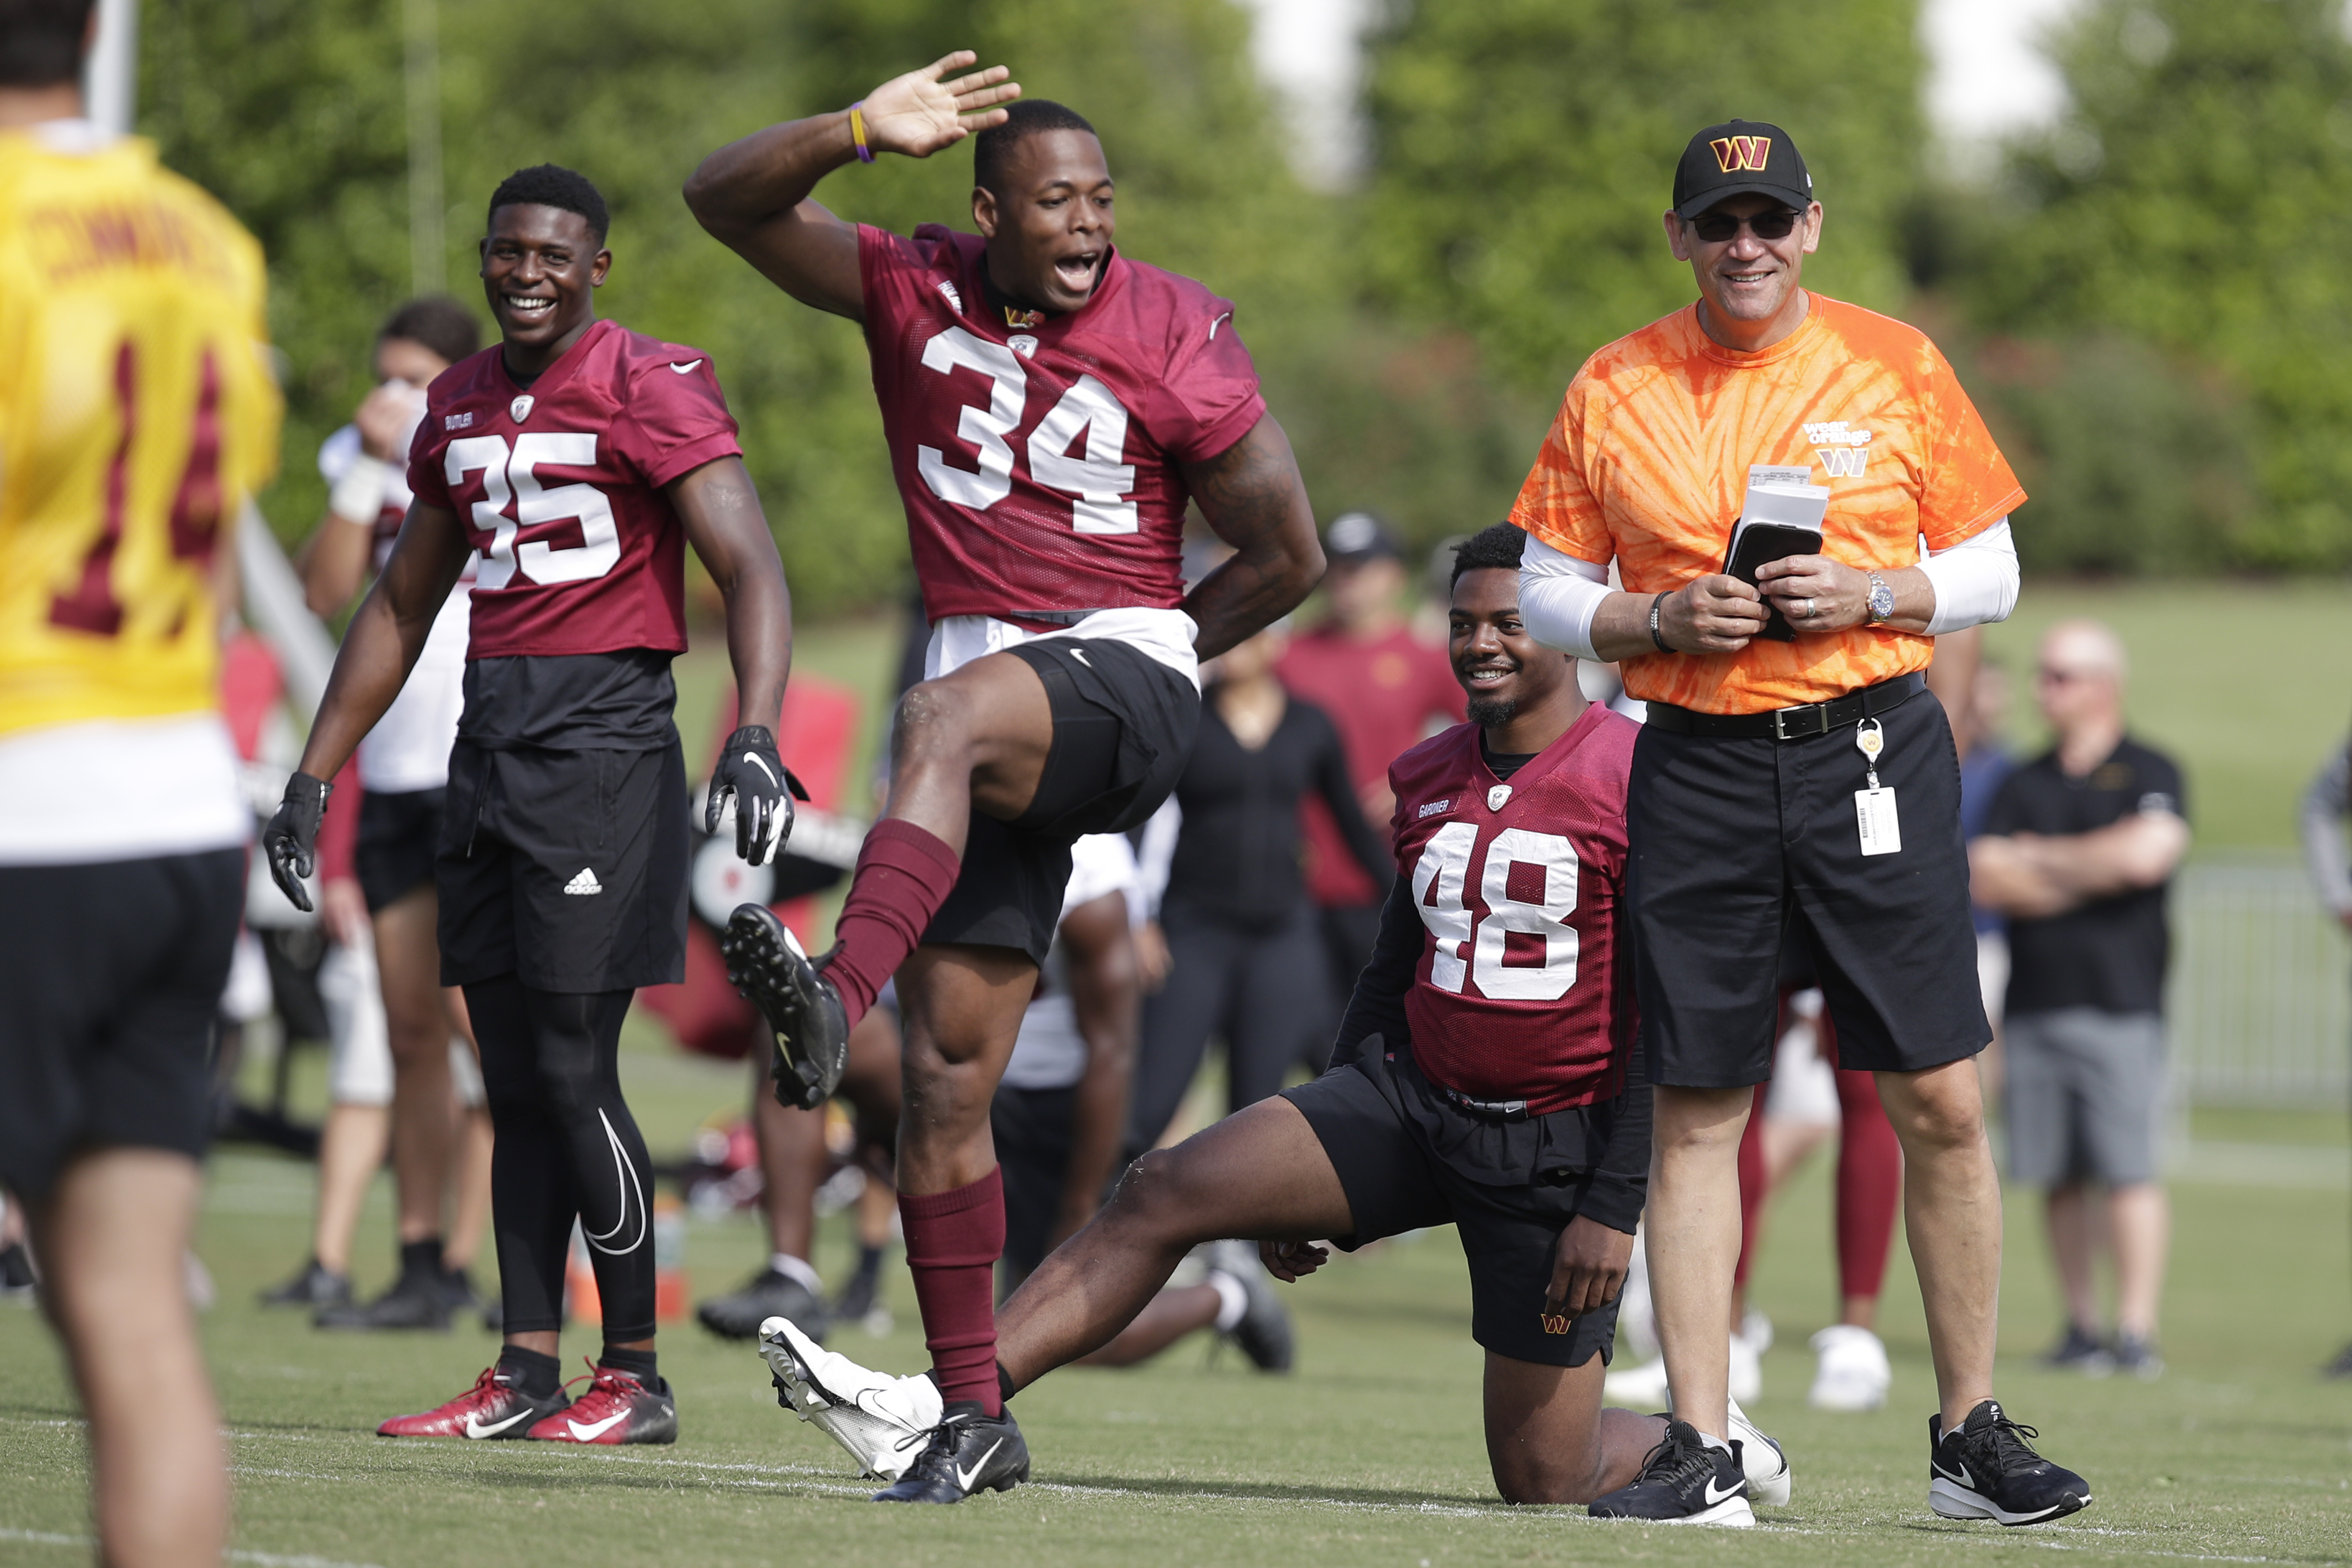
[2296,730,2352,1378]
[1276,513,1462,1019]
[1971,620,2188,1380]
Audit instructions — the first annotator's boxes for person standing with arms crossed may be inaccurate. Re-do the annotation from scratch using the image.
[0,2,282,1559]
[1511,120,2091,1527]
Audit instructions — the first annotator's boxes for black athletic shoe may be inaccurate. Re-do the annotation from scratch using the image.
[1928,1400,2091,1526]
[260,1258,350,1310]
[697,1267,832,1343]
[720,904,849,1111]
[2324,1341,2352,1378]
[872,1405,1030,1504]
[832,1252,885,1324]
[1589,1420,1754,1526]
[1206,1241,1293,1372]
[316,1267,453,1331]
[2109,1333,2164,1381]
[0,1241,36,1299]
[2040,1323,2112,1374]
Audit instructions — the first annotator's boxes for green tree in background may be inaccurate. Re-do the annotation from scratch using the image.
[1962,0,2352,571]
[1360,0,1924,397]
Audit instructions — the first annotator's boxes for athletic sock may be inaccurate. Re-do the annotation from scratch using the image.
[822,820,962,1026]
[497,1345,562,1399]
[598,1343,659,1385]
[399,1236,444,1284]
[1206,1269,1250,1333]
[771,1252,823,1293]
[899,1170,1007,1417]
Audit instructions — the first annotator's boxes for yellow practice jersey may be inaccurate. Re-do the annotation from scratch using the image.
[0,124,281,736]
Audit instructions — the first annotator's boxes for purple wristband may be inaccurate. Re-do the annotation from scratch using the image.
[849,102,876,164]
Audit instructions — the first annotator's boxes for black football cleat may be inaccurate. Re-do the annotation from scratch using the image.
[696,1266,831,1343]
[720,904,849,1111]
[1928,1400,2091,1526]
[872,1405,1030,1504]
[258,1258,350,1311]
[1589,1419,1754,1526]
[1206,1241,1294,1372]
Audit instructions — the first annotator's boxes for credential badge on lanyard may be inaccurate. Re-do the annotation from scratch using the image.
[1854,718,1901,856]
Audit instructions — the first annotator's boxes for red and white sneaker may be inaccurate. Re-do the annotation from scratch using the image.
[525,1362,678,1445]
[377,1365,569,1440]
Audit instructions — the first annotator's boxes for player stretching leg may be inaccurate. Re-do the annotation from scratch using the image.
[0,6,283,1560]
[758,528,1789,1512]
[686,55,1323,1503]
[262,166,796,1445]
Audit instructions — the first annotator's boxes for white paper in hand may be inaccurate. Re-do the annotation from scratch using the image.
[1729,466,1831,563]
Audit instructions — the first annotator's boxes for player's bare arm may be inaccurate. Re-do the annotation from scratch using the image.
[671,456,793,734]
[1053,890,1141,1248]
[295,503,475,786]
[684,52,1020,321]
[1179,414,1324,661]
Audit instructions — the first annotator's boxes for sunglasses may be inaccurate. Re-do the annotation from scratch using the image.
[2036,665,2098,685]
[1686,207,1804,243]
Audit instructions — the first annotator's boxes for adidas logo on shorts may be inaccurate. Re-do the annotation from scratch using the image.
[564,868,603,896]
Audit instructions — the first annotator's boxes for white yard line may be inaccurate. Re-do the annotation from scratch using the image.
[0,1528,385,1568]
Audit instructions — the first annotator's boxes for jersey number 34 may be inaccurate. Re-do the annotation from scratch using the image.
[917,326,1137,534]
[1411,822,1579,1001]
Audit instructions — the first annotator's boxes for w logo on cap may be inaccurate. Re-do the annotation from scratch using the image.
[1711,135,1772,173]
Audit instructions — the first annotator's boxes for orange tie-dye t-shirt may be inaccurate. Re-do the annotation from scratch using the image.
[1510,293,2023,715]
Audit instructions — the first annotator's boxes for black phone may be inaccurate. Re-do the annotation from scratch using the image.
[1722,521,1823,642]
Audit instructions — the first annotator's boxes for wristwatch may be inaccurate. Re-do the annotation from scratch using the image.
[1865,571,1895,625]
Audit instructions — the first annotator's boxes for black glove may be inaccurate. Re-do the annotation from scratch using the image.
[705,725,807,867]
[262,771,334,914]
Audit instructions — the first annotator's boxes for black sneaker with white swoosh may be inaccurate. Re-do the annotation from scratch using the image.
[871,1404,1029,1504]
[1929,1400,2090,1525]
[1588,1419,1754,1526]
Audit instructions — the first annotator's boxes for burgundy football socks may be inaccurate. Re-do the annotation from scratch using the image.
[899,1170,1008,1417]
[822,819,961,1026]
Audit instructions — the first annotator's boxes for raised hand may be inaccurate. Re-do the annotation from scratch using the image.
[860,50,1021,159]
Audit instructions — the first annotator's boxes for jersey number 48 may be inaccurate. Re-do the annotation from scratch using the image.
[1411,822,1580,1001]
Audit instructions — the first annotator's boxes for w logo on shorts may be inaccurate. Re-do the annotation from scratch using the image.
[1540,1313,1572,1336]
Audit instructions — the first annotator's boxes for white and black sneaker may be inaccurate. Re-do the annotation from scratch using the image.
[872,1404,1029,1504]
[720,905,849,1111]
[1589,1419,1754,1526]
[757,1315,940,1480]
[1725,1395,1791,1507]
[1928,1400,2091,1526]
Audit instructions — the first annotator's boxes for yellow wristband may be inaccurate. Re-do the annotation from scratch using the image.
[849,102,874,164]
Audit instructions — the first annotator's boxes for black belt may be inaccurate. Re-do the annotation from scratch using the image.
[1644,671,1925,741]
[1441,1085,1531,1122]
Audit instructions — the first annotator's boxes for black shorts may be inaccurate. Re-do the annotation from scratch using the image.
[356,786,445,912]
[990,1082,1077,1284]
[1628,681,1988,1089]
[437,739,689,992]
[0,849,243,1200]
[1281,1046,1623,1369]
[925,636,1199,965]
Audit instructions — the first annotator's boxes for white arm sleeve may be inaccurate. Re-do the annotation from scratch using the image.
[1517,536,1613,659]
[1919,518,2020,635]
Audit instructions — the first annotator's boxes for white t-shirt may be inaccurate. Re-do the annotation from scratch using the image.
[318,423,471,792]
[1001,833,1143,1091]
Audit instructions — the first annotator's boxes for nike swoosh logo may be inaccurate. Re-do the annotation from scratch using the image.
[670,359,704,374]
[744,751,779,788]
[464,1408,532,1439]
[1208,312,1231,340]
[1937,1458,1976,1488]
[954,1438,1003,1492]
[567,1411,629,1441]
[1702,1476,1743,1506]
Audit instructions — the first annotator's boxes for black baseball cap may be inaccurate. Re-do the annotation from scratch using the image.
[1672,119,1812,218]
[1324,511,1402,564]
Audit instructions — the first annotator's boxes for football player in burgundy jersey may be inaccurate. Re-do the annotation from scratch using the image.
[685,55,1323,1501]
[753,526,1790,1511]
[260,166,797,1446]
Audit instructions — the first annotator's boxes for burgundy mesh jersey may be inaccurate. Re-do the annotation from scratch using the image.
[859,224,1267,622]
[1387,703,1640,1113]
[406,318,742,659]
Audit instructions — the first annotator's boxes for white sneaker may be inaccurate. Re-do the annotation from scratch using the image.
[1724,1394,1792,1506]
[1807,1323,1891,1411]
[1729,1328,1762,1404]
[1736,1306,1773,1356]
[1603,1331,1761,1409]
[756,1315,942,1480]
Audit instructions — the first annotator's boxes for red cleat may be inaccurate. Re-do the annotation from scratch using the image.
[525,1362,677,1445]
[376,1365,569,1440]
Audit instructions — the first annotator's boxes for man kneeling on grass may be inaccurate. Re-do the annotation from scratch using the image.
[751,525,1792,1520]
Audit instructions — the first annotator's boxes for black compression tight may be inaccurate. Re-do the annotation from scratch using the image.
[465,976,657,1343]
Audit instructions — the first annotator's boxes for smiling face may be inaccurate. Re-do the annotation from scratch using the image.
[971,128,1116,314]
[1664,192,1822,347]
[479,203,609,368]
[1449,567,1570,727]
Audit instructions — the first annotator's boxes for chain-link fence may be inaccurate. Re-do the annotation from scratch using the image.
[2165,855,2352,1107]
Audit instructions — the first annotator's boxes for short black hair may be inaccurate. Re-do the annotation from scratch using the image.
[1450,522,1528,588]
[379,296,480,366]
[0,0,92,87]
[486,164,609,245]
[973,99,1101,197]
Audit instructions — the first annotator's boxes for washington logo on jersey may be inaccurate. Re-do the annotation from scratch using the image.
[1805,420,1872,479]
